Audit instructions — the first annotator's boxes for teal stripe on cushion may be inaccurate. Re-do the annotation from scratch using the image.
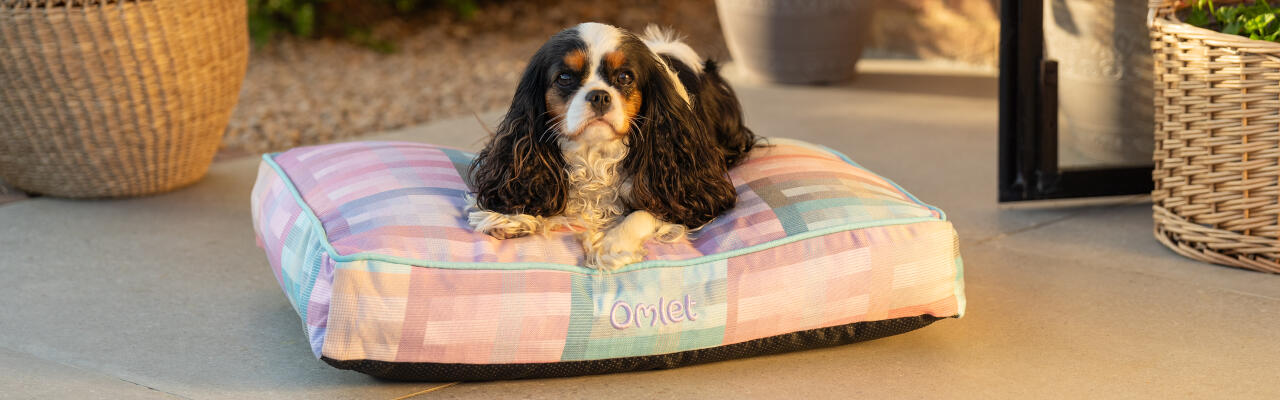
[678,326,728,351]
[441,147,477,189]
[299,241,326,326]
[771,199,809,237]
[558,260,729,361]
[279,223,307,313]
[561,275,596,361]
[279,213,330,324]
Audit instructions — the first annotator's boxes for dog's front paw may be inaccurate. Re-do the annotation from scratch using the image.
[469,210,540,239]
[584,229,647,270]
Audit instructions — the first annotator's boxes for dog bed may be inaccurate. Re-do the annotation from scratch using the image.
[251,138,965,381]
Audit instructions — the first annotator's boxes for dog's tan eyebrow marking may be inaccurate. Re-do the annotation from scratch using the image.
[605,51,626,70]
[564,50,587,71]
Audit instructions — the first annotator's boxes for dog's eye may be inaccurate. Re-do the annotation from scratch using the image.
[616,71,634,86]
[556,73,575,88]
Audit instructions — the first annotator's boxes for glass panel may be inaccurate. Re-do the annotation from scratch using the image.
[1044,0,1154,169]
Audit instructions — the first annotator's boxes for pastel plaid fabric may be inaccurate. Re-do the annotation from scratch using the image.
[251,138,965,364]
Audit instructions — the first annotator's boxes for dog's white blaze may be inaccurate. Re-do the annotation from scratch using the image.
[576,22,621,66]
[565,22,627,138]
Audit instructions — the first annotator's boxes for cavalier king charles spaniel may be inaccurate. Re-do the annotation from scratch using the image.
[468,22,757,270]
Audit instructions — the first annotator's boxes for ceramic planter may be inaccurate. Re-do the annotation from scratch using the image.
[715,0,873,84]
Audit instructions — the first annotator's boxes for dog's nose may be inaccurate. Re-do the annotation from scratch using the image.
[587,90,611,114]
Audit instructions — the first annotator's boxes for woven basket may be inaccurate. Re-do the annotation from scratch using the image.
[0,0,248,198]
[1149,0,1280,273]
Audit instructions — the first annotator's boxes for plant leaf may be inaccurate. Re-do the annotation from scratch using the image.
[1224,21,1243,35]
[1246,13,1275,34]
[1189,7,1212,27]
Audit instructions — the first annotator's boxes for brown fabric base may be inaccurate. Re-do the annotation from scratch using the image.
[322,315,944,381]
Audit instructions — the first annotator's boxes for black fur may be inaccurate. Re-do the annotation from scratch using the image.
[694,60,757,168]
[618,34,736,229]
[658,55,758,169]
[469,29,584,216]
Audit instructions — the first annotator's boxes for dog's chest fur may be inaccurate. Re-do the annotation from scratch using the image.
[559,136,631,230]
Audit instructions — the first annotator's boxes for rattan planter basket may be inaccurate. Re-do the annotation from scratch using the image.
[0,0,248,198]
[1149,0,1280,273]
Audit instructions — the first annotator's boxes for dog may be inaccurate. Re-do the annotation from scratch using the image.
[468,22,756,270]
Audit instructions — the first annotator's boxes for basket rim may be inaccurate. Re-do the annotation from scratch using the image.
[1153,1,1280,52]
[0,0,146,9]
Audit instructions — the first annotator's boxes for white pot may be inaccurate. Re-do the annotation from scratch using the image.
[1045,0,1154,168]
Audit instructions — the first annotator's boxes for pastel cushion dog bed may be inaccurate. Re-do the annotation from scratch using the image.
[251,138,965,381]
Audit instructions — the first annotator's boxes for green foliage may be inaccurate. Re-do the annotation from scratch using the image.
[1188,0,1280,42]
[247,0,479,48]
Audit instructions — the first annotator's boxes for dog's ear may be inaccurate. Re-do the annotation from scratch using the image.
[623,58,737,228]
[698,60,757,168]
[470,46,569,216]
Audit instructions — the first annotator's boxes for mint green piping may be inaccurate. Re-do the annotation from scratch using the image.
[263,151,950,275]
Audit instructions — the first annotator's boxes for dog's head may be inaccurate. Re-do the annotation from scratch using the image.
[540,23,690,145]
[470,23,735,228]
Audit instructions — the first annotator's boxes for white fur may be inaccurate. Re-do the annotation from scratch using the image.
[576,22,620,62]
[468,208,545,239]
[558,130,628,228]
[641,25,703,74]
[587,210,688,270]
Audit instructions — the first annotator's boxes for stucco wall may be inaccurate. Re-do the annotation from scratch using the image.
[869,0,1000,67]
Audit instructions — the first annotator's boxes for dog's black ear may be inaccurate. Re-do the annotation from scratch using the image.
[470,43,569,216]
[698,60,758,168]
[623,59,737,228]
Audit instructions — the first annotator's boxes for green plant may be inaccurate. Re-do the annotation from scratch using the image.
[247,0,479,48]
[1187,0,1280,42]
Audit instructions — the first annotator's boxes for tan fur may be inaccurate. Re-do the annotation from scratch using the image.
[546,90,567,128]
[605,51,626,70]
[564,50,587,72]
[621,90,641,134]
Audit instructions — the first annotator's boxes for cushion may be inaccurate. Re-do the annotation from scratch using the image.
[250,138,966,381]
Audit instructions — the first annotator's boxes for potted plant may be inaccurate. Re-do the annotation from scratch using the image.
[715,0,874,84]
[1149,0,1280,273]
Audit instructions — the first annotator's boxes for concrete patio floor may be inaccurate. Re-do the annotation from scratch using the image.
[2,60,1277,399]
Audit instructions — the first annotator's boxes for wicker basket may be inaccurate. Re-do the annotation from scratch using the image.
[0,0,248,198]
[1149,0,1280,273]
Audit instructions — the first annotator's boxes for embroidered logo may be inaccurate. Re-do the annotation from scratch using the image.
[609,294,698,330]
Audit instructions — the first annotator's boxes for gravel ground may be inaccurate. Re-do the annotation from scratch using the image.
[221,0,727,158]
